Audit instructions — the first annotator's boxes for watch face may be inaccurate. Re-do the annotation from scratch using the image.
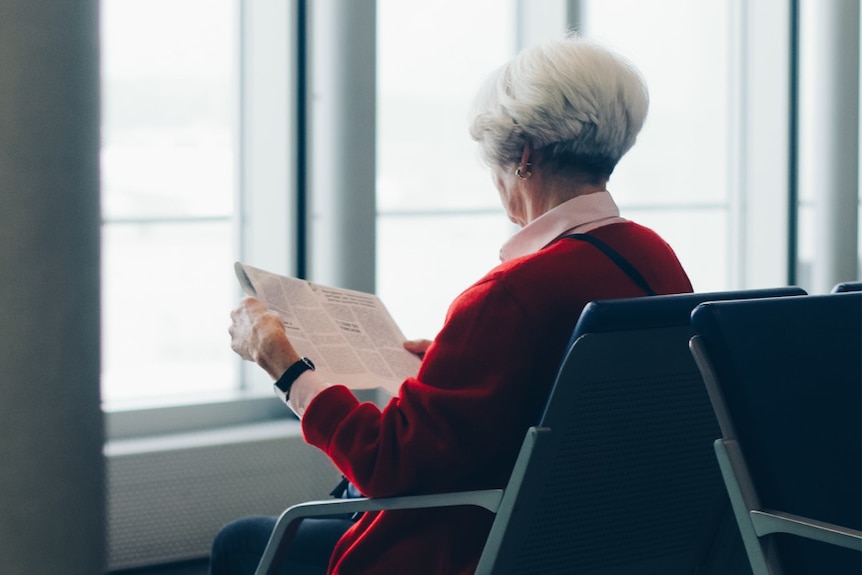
[302,357,315,371]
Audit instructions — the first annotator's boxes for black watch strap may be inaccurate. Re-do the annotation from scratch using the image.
[275,357,315,399]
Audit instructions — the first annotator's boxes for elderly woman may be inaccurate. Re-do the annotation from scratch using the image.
[214,34,692,575]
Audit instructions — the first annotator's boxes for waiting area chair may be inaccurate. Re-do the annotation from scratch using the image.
[690,292,862,575]
[832,281,862,293]
[256,287,804,575]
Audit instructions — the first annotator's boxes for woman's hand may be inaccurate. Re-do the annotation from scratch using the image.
[229,297,301,379]
[403,338,433,359]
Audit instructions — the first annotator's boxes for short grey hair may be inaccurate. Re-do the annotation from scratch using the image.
[469,35,649,178]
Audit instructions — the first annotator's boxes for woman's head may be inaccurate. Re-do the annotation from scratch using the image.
[469,35,648,183]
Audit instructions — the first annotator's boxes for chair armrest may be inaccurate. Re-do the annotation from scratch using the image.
[750,509,862,552]
[256,489,504,575]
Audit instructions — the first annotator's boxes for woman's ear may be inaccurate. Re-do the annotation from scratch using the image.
[516,146,532,179]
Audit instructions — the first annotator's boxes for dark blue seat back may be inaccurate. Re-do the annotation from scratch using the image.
[563,286,807,352]
[691,292,862,575]
[832,281,862,293]
[491,288,804,575]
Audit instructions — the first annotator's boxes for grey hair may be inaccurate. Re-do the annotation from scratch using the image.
[469,34,649,178]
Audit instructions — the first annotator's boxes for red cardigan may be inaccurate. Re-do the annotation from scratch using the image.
[301,221,693,574]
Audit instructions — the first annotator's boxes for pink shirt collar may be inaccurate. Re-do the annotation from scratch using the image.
[499,191,625,261]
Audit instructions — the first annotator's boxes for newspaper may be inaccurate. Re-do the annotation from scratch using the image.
[235,262,420,395]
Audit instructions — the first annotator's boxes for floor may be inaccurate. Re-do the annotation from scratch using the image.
[109,558,209,575]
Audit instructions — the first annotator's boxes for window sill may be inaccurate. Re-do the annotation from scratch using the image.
[103,390,292,441]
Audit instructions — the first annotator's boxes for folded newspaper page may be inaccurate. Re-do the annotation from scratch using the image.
[235,262,420,395]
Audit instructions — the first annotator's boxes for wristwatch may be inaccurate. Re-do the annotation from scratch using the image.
[274,357,315,400]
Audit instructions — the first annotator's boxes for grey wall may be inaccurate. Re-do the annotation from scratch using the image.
[0,1,105,573]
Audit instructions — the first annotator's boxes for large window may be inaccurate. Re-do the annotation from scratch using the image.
[101,0,238,405]
[580,0,733,292]
[101,1,858,415]
[375,0,517,340]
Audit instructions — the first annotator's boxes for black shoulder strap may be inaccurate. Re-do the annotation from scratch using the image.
[564,233,657,296]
